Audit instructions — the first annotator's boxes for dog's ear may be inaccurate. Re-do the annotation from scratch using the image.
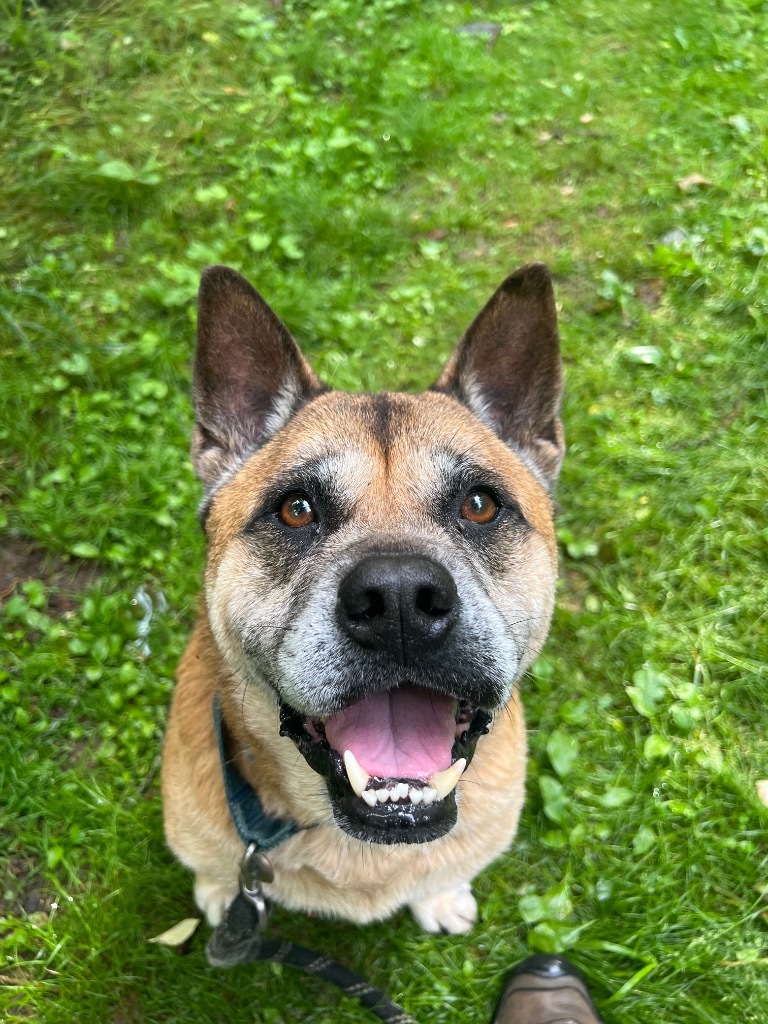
[191,265,324,489]
[433,263,564,490]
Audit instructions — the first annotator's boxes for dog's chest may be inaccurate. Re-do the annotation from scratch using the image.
[261,707,528,923]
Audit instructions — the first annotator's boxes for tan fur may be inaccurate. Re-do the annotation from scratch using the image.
[163,390,553,925]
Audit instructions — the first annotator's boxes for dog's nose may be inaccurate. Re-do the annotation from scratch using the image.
[336,554,457,658]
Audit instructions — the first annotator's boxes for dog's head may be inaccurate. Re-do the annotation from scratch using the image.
[192,264,563,846]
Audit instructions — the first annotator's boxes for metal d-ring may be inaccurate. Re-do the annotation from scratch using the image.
[239,843,274,932]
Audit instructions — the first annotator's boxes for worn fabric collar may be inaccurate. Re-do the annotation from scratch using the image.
[213,693,300,851]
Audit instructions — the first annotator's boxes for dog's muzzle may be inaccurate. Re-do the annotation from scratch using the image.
[279,552,495,843]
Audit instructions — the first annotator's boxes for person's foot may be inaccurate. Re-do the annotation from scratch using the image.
[492,954,604,1024]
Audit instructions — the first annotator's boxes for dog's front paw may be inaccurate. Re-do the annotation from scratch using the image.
[194,875,240,926]
[409,882,478,934]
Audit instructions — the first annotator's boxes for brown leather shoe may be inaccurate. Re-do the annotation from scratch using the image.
[492,954,604,1024]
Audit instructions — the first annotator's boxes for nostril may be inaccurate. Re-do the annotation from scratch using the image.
[415,586,452,618]
[347,588,386,622]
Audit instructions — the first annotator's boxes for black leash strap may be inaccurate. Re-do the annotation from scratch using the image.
[206,893,416,1024]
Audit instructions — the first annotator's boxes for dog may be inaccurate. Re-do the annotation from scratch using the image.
[162,262,563,934]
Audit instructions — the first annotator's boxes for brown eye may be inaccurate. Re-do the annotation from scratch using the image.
[460,489,499,525]
[278,493,316,528]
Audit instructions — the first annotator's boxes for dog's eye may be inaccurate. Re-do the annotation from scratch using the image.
[459,489,499,525]
[278,493,317,528]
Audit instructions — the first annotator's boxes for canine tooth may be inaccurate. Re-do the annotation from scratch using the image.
[376,788,390,803]
[343,750,370,797]
[422,787,437,805]
[431,758,467,800]
[396,782,410,801]
[409,787,423,804]
[362,789,377,807]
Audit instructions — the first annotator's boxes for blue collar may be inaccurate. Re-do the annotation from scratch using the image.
[213,694,300,852]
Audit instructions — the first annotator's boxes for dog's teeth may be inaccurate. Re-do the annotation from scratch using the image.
[409,787,423,804]
[376,788,390,803]
[396,782,410,801]
[422,787,437,805]
[361,789,377,807]
[343,750,370,797]
[431,758,467,800]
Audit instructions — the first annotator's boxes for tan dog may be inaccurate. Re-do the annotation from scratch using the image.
[162,263,563,934]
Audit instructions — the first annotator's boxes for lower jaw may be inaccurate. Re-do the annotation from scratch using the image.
[326,773,459,845]
[321,757,460,843]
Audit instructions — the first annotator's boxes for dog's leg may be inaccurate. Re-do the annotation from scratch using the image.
[194,874,241,926]
[408,880,478,934]
[162,632,244,926]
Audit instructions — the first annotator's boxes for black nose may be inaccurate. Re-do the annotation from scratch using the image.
[336,554,458,659]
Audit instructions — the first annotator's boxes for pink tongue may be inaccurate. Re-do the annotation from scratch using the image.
[324,686,456,779]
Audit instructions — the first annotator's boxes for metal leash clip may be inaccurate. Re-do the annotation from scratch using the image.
[239,842,274,932]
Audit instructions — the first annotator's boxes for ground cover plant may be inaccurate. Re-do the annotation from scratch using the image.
[1,0,767,1020]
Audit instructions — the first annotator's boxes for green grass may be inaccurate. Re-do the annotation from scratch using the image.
[1,0,767,1021]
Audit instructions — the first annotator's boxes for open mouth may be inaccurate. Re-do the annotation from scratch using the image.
[279,684,492,844]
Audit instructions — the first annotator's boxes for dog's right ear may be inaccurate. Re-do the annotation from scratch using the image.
[191,265,324,490]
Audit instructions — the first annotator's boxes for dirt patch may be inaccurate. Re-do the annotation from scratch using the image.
[110,991,146,1024]
[635,277,665,308]
[558,568,590,613]
[0,535,100,613]
[0,852,55,918]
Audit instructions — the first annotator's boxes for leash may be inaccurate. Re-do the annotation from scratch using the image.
[207,696,417,1024]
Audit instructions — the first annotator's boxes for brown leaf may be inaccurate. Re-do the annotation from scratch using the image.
[676,173,712,192]
[502,218,520,229]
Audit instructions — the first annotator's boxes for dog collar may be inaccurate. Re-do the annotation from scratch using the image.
[213,693,300,851]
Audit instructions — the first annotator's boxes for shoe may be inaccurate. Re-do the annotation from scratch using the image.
[491,954,604,1024]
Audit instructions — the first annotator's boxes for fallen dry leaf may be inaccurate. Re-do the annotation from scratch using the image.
[503,218,520,229]
[580,112,594,124]
[676,173,712,192]
[149,917,201,947]
[560,185,576,197]
[756,780,768,807]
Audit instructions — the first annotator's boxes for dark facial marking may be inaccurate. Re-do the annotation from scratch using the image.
[367,393,395,456]
[243,458,353,537]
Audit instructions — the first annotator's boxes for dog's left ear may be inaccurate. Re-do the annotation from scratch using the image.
[433,263,564,490]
